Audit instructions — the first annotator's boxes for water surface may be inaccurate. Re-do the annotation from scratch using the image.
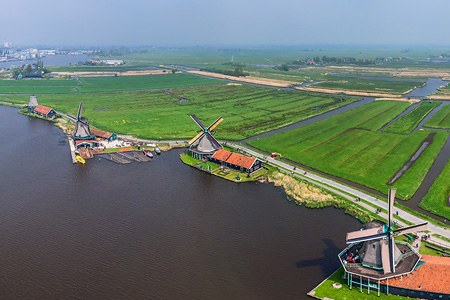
[0,105,360,299]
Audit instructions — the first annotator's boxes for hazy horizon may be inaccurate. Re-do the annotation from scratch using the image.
[2,0,450,47]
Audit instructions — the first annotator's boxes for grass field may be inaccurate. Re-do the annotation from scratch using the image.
[0,74,221,94]
[383,101,440,134]
[249,101,449,199]
[419,160,450,220]
[312,77,424,94]
[425,104,450,129]
[1,84,358,140]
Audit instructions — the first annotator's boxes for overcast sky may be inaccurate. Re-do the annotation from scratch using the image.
[2,0,450,47]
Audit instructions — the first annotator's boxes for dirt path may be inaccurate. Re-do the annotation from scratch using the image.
[187,70,297,87]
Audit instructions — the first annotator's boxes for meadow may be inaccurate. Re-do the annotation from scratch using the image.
[425,104,450,129]
[419,160,450,220]
[1,84,358,140]
[383,101,440,134]
[0,74,221,94]
[249,101,448,199]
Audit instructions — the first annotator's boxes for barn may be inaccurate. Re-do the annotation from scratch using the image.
[210,149,263,173]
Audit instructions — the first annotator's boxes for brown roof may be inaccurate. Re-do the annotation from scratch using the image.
[91,128,113,139]
[34,105,53,115]
[226,152,257,169]
[212,149,232,161]
[380,255,450,294]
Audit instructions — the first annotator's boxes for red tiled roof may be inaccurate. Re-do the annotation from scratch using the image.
[34,105,53,116]
[380,255,450,294]
[91,128,113,139]
[212,149,232,161]
[225,152,256,169]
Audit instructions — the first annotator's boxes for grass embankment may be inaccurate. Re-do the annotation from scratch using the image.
[312,77,424,94]
[249,101,449,199]
[0,74,220,94]
[179,152,268,183]
[310,268,411,300]
[267,172,382,223]
[383,101,440,134]
[1,84,358,140]
[419,160,450,220]
[425,104,450,129]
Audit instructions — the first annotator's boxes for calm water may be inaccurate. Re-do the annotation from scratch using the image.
[0,54,91,69]
[0,105,360,300]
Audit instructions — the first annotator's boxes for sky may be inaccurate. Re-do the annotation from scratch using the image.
[2,0,450,47]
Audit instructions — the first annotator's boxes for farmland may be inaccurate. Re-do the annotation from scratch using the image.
[0,84,358,140]
[311,77,424,94]
[249,101,449,199]
[419,160,450,220]
[425,104,450,129]
[383,101,440,134]
[0,74,222,94]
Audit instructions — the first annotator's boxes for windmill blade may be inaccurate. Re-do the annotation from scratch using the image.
[208,116,223,132]
[206,133,222,149]
[381,239,392,274]
[388,189,396,228]
[77,103,83,120]
[389,236,396,273]
[191,114,205,129]
[188,131,203,146]
[346,227,386,244]
[394,222,427,236]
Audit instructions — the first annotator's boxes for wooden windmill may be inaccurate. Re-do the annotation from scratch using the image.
[188,114,223,158]
[345,189,427,274]
[72,103,95,140]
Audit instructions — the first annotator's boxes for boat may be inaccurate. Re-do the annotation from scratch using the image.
[143,149,154,158]
[75,155,86,164]
[155,148,161,155]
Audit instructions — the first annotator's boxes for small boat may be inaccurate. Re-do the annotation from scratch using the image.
[155,148,161,155]
[76,155,86,165]
[143,149,154,158]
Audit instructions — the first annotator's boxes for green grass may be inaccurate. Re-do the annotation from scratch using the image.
[312,77,424,94]
[312,268,412,300]
[0,84,358,140]
[425,104,450,129]
[384,102,440,134]
[419,160,450,220]
[0,74,221,94]
[249,101,449,199]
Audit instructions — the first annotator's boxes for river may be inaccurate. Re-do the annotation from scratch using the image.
[0,54,91,69]
[0,105,360,300]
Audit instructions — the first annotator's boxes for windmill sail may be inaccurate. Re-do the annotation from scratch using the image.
[344,188,427,275]
[73,103,94,140]
[188,114,223,153]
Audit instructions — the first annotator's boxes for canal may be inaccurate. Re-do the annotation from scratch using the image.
[0,105,360,299]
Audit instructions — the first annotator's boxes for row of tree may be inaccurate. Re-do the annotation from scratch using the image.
[11,60,50,79]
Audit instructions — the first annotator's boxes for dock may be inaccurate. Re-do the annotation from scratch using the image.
[68,137,77,164]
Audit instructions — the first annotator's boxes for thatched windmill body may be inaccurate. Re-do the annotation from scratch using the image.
[339,189,427,294]
[188,114,223,159]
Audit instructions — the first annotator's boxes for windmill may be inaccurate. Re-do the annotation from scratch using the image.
[188,114,223,158]
[72,103,95,140]
[345,189,427,275]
